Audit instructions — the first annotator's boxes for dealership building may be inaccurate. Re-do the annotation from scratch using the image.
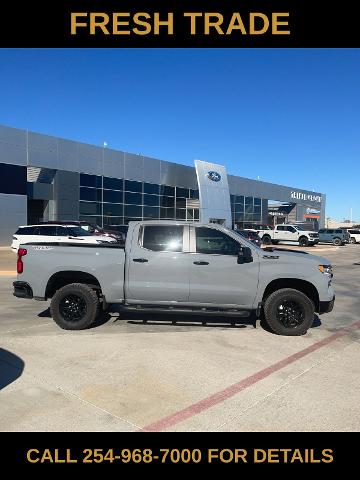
[0,124,326,245]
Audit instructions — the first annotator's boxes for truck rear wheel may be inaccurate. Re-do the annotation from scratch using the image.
[263,288,315,336]
[50,283,100,330]
[262,235,272,245]
[332,237,342,246]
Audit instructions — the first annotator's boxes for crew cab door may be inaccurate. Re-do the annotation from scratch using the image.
[188,226,259,308]
[126,224,190,303]
[273,225,287,240]
[286,226,299,240]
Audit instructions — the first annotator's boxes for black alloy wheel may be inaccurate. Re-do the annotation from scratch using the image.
[50,283,100,330]
[59,294,87,322]
[276,300,305,328]
[263,288,315,336]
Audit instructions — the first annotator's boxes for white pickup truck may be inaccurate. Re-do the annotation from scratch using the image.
[250,224,319,247]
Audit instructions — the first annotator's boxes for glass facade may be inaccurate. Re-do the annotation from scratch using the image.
[79,173,199,228]
[230,195,262,228]
[79,173,264,228]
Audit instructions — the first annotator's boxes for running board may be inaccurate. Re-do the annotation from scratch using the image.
[112,305,252,317]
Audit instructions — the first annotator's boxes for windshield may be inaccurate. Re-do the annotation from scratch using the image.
[68,226,93,237]
[294,226,304,231]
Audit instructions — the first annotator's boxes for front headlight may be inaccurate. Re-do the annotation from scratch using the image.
[319,265,333,277]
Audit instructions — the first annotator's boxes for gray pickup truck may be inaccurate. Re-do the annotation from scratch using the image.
[13,220,335,336]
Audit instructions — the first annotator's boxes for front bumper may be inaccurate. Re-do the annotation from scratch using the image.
[319,295,335,314]
[13,281,33,299]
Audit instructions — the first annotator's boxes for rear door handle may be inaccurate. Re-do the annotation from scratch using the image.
[133,258,148,263]
[193,261,209,265]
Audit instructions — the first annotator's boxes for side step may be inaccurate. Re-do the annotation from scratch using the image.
[112,305,252,317]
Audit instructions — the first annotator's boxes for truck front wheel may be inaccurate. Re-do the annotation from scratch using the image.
[263,288,315,336]
[50,283,100,330]
[262,235,272,245]
[299,236,309,247]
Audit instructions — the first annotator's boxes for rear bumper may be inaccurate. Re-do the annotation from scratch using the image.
[319,295,335,314]
[13,281,33,299]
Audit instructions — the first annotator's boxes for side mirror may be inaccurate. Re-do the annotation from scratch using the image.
[237,246,253,264]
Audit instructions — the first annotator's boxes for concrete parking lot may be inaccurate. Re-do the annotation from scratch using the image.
[0,243,359,432]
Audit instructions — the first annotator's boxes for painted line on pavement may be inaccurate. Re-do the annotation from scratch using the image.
[140,320,360,432]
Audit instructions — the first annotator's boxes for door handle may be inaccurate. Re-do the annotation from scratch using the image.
[193,261,209,265]
[133,258,148,263]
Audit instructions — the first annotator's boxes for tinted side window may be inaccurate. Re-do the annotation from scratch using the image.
[196,228,240,255]
[335,229,343,233]
[287,226,296,232]
[57,226,70,236]
[319,229,325,233]
[38,226,56,236]
[142,226,183,252]
[16,226,37,235]
[327,230,334,234]
[277,226,285,231]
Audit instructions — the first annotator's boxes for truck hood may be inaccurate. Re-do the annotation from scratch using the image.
[262,247,331,265]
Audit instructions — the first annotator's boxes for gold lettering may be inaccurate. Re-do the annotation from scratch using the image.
[226,13,247,35]
[205,13,224,35]
[112,13,131,35]
[322,449,334,463]
[27,449,40,463]
[250,13,269,35]
[154,13,174,35]
[254,449,266,463]
[90,13,110,35]
[272,13,290,35]
[133,13,152,35]
[71,13,88,35]
[183,13,203,35]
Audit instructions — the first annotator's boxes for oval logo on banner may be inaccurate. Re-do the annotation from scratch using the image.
[206,171,221,182]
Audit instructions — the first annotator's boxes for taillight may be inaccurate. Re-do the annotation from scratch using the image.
[17,248,27,274]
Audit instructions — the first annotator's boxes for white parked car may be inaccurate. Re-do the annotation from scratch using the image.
[11,224,117,252]
[348,229,360,244]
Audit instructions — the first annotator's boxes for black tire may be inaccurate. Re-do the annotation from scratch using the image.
[262,235,272,245]
[333,237,341,246]
[350,237,356,244]
[263,288,315,336]
[50,283,100,330]
[299,236,309,247]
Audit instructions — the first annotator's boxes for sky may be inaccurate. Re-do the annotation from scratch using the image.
[0,48,359,220]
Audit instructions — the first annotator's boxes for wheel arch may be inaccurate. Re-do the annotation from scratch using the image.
[45,271,102,299]
[262,278,320,312]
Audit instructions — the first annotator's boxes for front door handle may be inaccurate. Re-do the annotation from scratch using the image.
[133,258,148,263]
[193,261,209,265]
